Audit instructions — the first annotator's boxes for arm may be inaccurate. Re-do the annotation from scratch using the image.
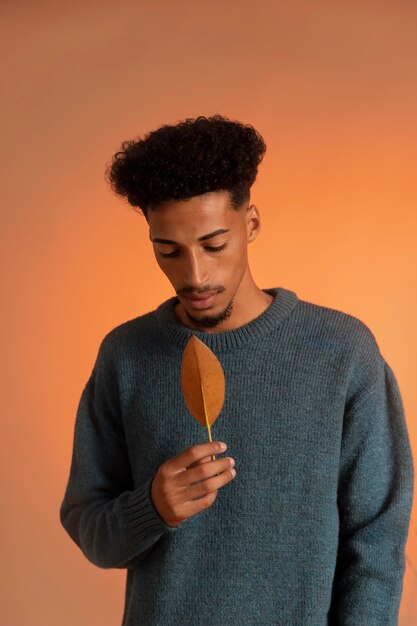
[329,358,414,625]
[59,336,179,570]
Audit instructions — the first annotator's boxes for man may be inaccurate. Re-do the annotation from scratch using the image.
[60,114,414,625]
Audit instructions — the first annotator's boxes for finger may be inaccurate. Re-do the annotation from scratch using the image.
[185,464,235,502]
[187,455,212,469]
[170,441,227,472]
[183,489,218,517]
[180,456,233,487]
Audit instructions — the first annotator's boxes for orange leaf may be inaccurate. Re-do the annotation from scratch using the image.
[180,335,225,458]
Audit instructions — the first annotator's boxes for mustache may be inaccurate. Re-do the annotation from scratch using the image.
[178,286,225,296]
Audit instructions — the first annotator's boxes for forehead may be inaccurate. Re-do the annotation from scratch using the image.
[148,191,242,239]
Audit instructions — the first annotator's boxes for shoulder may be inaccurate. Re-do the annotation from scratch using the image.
[296,296,380,349]
[295,296,384,387]
[105,310,156,342]
[94,307,160,365]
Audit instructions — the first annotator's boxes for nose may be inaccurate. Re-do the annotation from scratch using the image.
[182,249,209,289]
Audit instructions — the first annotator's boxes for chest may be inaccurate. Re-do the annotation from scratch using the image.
[119,343,347,496]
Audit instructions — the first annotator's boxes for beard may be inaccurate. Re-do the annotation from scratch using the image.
[184,297,234,330]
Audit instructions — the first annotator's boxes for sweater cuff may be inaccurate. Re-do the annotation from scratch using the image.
[124,475,181,536]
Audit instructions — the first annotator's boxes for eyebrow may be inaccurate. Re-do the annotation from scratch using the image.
[150,228,230,245]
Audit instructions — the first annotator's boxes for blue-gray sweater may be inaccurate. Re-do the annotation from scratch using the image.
[60,287,414,625]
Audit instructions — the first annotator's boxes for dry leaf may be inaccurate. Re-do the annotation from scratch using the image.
[180,335,225,461]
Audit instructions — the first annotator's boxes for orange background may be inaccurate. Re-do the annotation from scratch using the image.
[2,1,416,624]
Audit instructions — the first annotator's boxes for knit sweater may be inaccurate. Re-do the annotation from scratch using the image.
[60,286,414,626]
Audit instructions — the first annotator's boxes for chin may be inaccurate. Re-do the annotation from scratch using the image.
[186,298,233,330]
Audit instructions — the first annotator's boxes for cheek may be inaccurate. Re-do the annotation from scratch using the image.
[229,245,248,281]
[155,256,166,274]
[216,248,246,283]
[155,258,176,283]
[225,243,247,268]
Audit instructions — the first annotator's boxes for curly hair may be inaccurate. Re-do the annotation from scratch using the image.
[105,114,266,220]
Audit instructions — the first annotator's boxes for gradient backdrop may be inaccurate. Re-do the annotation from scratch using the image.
[1,1,416,624]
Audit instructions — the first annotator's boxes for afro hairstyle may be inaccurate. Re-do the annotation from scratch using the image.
[105,114,267,220]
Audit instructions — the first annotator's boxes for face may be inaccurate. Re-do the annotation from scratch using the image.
[147,190,260,331]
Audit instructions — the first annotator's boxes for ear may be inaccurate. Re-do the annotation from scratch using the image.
[246,204,261,243]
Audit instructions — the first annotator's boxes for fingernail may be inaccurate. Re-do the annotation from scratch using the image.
[218,442,227,451]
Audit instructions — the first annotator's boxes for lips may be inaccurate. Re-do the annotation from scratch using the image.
[182,292,219,309]
[184,292,218,301]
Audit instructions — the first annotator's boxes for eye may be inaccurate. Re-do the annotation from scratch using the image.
[159,243,228,258]
[158,250,180,258]
[205,243,228,253]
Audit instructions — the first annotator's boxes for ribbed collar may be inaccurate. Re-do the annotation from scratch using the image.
[154,287,299,352]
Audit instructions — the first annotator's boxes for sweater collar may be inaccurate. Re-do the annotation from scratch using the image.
[154,287,299,352]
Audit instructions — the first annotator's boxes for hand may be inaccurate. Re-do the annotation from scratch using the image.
[150,441,236,528]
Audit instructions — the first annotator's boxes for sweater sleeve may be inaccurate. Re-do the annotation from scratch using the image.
[329,357,414,625]
[59,335,180,570]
